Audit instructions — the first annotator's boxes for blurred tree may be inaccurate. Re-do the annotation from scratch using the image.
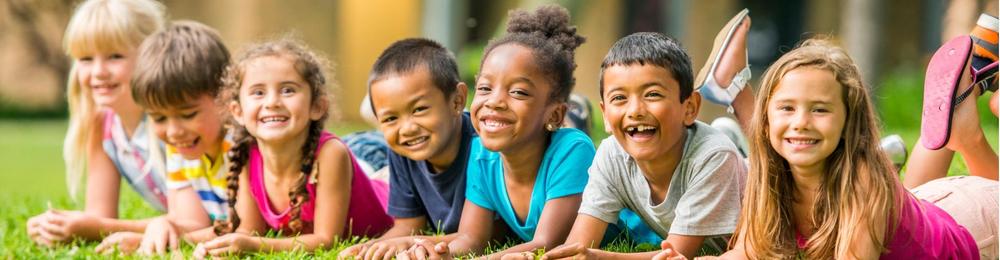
[1,0,73,111]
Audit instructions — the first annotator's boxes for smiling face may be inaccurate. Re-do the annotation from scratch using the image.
[471,44,563,153]
[148,95,225,160]
[600,64,697,162]
[230,55,325,143]
[766,67,846,174]
[370,66,466,170]
[75,49,138,110]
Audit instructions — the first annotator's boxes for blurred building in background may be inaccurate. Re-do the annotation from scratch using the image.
[0,0,990,122]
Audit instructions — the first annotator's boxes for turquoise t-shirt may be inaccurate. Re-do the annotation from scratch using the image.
[465,128,596,241]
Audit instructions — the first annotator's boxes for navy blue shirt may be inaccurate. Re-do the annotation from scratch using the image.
[386,113,475,233]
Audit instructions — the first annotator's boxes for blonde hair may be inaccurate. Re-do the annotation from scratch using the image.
[735,39,905,259]
[62,0,165,200]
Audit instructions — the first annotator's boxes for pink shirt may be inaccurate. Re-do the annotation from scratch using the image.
[248,131,393,237]
[796,194,978,259]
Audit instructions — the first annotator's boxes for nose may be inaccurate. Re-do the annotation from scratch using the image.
[264,90,281,109]
[625,99,646,119]
[92,57,110,79]
[166,119,185,140]
[481,89,507,111]
[790,110,810,131]
[398,117,420,137]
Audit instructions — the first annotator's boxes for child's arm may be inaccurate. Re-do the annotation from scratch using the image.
[397,201,494,259]
[485,195,581,258]
[193,166,267,257]
[84,118,122,219]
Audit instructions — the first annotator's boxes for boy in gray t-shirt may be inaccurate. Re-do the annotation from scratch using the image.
[541,32,747,259]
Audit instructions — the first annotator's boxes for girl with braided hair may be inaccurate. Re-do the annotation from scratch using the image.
[194,38,392,258]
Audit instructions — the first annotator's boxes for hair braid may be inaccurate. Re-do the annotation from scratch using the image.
[286,120,322,233]
[214,126,252,235]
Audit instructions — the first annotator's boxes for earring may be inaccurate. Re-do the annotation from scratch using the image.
[546,123,557,132]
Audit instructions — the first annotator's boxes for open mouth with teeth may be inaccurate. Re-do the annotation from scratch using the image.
[259,116,289,126]
[173,137,200,149]
[785,138,819,145]
[91,84,119,94]
[624,125,658,139]
[402,136,429,147]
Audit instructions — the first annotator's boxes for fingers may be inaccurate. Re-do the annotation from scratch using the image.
[541,243,579,260]
[38,217,69,241]
[362,243,381,260]
[193,243,208,260]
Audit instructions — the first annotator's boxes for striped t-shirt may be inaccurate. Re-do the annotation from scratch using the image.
[164,136,232,221]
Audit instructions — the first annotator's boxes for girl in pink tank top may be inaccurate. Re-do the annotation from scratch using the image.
[195,39,392,258]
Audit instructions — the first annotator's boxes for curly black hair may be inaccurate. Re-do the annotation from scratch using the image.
[481,4,586,103]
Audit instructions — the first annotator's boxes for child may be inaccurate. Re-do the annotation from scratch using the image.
[397,5,593,259]
[193,38,393,257]
[338,38,475,259]
[542,28,748,260]
[26,0,167,246]
[93,21,232,255]
[671,39,993,259]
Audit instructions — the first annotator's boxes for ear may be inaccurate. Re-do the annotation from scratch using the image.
[682,91,702,126]
[548,102,567,127]
[451,83,468,115]
[228,101,245,126]
[599,101,612,134]
[310,95,329,121]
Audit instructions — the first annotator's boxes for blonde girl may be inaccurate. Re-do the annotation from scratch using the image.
[26,0,167,246]
[193,38,392,257]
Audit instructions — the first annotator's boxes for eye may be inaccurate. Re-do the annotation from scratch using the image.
[78,56,93,63]
[609,94,626,102]
[413,106,429,114]
[812,107,829,113]
[249,89,265,96]
[380,115,397,124]
[476,84,492,93]
[151,115,167,123]
[281,86,296,95]
[644,91,664,98]
[181,111,199,119]
[510,89,529,98]
[777,105,793,112]
[109,53,125,60]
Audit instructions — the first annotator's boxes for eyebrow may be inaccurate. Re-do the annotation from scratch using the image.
[605,81,664,93]
[376,94,425,115]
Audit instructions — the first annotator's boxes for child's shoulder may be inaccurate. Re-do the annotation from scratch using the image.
[682,120,741,161]
[550,127,594,148]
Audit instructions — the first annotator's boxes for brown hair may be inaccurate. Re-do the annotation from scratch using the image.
[131,20,230,109]
[735,39,904,259]
[213,37,333,235]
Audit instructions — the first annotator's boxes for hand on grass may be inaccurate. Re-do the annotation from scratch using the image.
[540,242,593,260]
[396,238,451,260]
[653,240,688,260]
[27,209,98,246]
[353,237,417,260]
[193,232,258,259]
[95,231,143,254]
[138,216,179,255]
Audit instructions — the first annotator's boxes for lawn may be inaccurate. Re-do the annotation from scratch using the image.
[1,83,996,257]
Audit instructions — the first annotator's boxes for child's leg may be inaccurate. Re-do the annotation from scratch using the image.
[910,176,999,259]
[710,19,754,131]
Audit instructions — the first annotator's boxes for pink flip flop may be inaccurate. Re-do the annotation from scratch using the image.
[921,35,998,150]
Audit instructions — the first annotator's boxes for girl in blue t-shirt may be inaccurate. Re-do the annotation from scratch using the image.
[397,5,594,259]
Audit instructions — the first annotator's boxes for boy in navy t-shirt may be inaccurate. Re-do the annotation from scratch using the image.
[339,38,475,259]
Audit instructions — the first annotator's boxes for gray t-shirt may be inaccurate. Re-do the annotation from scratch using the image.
[579,121,746,242]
